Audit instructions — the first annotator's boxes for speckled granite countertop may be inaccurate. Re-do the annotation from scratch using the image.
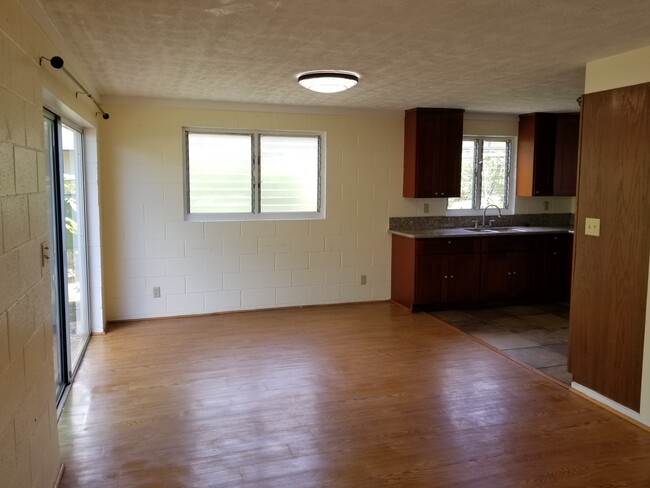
[389,226,573,239]
[388,213,574,238]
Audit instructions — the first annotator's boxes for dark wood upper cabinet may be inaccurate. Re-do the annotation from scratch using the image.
[403,108,464,198]
[516,113,557,196]
[516,112,579,197]
[553,113,580,196]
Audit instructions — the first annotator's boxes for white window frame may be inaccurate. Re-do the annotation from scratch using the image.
[446,136,516,216]
[183,127,326,221]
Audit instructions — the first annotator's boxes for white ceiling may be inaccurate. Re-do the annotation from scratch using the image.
[39,0,650,113]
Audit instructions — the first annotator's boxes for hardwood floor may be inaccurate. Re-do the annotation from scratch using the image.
[57,302,650,487]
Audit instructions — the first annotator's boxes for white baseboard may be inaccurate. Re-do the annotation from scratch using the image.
[571,382,650,429]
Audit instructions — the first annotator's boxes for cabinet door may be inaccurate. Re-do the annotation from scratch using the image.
[553,113,580,196]
[480,252,510,301]
[414,254,445,304]
[481,250,537,301]
[431,112,463,197]
[403,108,464,198]
[508,251,537,300]
[540,234,573,301]
[445,253,481,303]
[516,113,557,196]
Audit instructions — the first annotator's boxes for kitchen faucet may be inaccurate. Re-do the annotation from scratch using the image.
[482,204,502,227]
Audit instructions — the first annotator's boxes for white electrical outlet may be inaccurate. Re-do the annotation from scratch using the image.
[423,203,430,214]
[153,286,161,298]
[585,217,601,237]
[360,275,367,285]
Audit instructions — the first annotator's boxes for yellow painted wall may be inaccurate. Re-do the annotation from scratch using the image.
[99,101,409,319]
[584,44,650,421]
[585,45,650,94]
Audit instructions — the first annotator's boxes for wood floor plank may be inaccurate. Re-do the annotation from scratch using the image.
[58,302,650,487]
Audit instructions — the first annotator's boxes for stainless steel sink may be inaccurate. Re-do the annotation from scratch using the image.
[465,227,528,233]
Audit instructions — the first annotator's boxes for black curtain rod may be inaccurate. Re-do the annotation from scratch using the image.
[40,56,110,120]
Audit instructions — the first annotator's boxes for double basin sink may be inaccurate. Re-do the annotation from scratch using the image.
[465,226,529,234]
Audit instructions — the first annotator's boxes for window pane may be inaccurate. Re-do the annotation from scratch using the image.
[480,140,508,209]
[260,135,319,213]
[61,125,90,372]
[188,133,252,213]
[447,140,476,210]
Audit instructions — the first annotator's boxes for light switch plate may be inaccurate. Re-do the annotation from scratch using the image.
[585,217,601,237]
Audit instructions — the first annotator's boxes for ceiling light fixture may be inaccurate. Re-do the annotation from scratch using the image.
[298,71,359,93]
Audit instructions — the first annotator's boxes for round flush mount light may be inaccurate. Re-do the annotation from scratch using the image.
[297,71,359,93]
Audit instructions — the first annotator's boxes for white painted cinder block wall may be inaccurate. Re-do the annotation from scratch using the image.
[1,0,103,485]
[0,3,61,486]
[100,102,410,320]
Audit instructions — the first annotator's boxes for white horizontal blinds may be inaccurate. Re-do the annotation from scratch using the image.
[448,139,477,210]
[480,139,509,209]
[187,132,252,213]
[259,135,319,213]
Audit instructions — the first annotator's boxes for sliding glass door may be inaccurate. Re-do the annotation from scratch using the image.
[44,109,91,404]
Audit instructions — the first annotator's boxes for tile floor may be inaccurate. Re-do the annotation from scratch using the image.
[431,303,573,384]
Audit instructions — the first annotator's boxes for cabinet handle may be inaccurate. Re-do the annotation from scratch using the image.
[447,240,452,244]
[444,275,448,279]
[507,272,511,276]
[553,252,558,255]
[513,271,517,275]
[450,275,454,279]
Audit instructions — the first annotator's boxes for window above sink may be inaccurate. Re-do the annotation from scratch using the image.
[447,136,516,216]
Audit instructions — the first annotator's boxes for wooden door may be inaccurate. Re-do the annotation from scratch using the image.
[569,82,650,411]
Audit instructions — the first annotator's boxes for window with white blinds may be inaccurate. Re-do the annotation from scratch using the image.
[184,128,325,221]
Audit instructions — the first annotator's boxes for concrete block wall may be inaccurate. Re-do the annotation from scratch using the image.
[0,1,61,486]
[100,103,416,320]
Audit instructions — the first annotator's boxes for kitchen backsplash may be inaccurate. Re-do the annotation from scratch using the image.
[389,213,574,231]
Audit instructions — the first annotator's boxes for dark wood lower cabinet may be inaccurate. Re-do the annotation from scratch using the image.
[480,235,538,302]
[539,233,573,301]
[391,232,572,310]
[480,251,537,301]
[415,253,481,305]
[391,235,481,309]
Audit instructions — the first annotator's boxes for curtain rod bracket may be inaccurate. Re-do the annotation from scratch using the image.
[40,54,110,120]
[39,56,64,69]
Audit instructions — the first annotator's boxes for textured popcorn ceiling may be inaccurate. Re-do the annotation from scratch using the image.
[39,0,650,112]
